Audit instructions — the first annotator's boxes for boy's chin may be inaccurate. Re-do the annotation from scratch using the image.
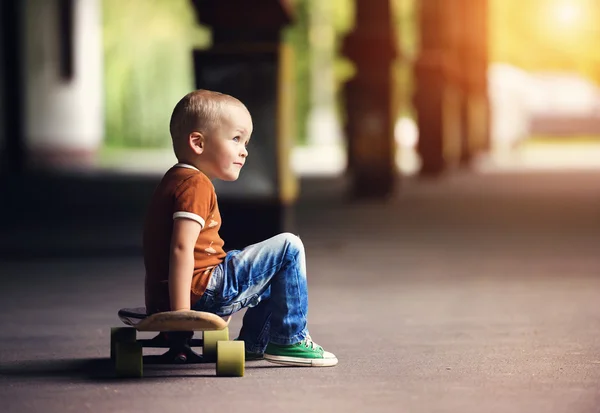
[222,174,240,182]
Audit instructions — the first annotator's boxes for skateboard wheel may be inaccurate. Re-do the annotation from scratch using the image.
[115,342,143,378]
[203,328,229,362]
[216,340,245,377]
[110,327,136,361]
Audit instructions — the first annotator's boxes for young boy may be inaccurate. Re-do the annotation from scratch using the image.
[143,89,337,367]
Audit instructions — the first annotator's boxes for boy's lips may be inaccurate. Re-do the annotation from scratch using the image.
[234,162,244,167]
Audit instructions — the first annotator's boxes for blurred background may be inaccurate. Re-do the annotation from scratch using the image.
[1,0,600,255]
[3,4,600,410]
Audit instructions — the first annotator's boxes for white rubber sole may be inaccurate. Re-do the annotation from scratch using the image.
[264,351,338,367]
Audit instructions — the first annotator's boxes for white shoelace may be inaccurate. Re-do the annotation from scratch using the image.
[303,334,319,350]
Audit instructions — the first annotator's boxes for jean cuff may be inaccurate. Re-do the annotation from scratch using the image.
[267,329,308,346]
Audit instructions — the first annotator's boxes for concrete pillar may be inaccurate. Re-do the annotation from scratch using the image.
[342,0,397,198]
[413,0,463,176]
[23,0,103,170]
[190,0,298,249]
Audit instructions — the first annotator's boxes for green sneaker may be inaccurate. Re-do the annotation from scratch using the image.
[264,335,338,367]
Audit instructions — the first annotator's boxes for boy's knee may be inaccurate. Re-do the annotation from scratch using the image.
[276,232,306,276]
[284,232,303,247]
[277,232,304,254]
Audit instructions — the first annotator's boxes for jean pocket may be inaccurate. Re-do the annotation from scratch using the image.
[206,265,224,292]
[191,289,217,312]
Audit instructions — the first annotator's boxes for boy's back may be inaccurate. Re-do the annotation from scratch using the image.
[143,164,226,314]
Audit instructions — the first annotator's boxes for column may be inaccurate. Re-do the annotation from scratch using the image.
[413,0,463,176]
[190,0,298,249]
[342,0,397,198]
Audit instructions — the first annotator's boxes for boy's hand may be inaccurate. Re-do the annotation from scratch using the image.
[169,218,201,311]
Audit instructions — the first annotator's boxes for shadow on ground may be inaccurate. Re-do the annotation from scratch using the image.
[0,358,278,382]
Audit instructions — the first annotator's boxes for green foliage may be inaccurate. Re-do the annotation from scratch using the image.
[100,0,422,148]
[102,0,600,150]
[393,0,418,60]
[102,0,210,148]
[331,0,356,125]
[283,0,311,145]
[393,0,418,119]
[284,0,357,143]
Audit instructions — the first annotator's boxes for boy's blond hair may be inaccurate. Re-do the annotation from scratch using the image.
[169,89,243,157]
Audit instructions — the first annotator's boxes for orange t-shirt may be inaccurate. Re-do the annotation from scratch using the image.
[143,163,227,313]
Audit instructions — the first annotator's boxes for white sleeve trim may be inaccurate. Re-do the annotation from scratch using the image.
[173,212,205,228]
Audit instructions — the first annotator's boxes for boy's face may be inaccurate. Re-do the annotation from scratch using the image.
[200,103,253,181]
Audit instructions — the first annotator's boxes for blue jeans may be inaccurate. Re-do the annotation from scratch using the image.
[191,233,309,353]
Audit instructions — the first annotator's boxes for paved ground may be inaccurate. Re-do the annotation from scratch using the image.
[1,170,600,413]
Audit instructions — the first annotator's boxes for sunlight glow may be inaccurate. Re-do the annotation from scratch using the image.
[552,1,584,28]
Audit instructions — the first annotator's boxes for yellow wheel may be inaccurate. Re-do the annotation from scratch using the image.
[216,340,245,377]
[110,327,136,361]
[203,328,229,362]
[115,341,143,378]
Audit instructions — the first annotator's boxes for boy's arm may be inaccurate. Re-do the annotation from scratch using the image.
[169,218,202,311]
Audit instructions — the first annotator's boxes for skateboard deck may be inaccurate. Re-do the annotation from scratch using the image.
[111,307,244,378]
[118,307,230,332]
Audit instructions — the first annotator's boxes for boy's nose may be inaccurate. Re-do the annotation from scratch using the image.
[241,147,248,157]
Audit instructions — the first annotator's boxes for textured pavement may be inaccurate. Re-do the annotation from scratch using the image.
[1,170,600,413]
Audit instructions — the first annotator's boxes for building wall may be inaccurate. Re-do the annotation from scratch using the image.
[24,0,103,167]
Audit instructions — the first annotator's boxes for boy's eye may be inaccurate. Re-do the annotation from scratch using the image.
[233,136,241,142]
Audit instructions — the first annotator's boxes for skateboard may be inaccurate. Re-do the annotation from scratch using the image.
[111,307,245,378]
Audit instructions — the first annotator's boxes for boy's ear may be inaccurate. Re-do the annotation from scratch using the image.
[189,132,204,155]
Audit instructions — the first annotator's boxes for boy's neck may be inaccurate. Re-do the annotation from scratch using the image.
[175,162,199,171]
[175,160,214,180]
